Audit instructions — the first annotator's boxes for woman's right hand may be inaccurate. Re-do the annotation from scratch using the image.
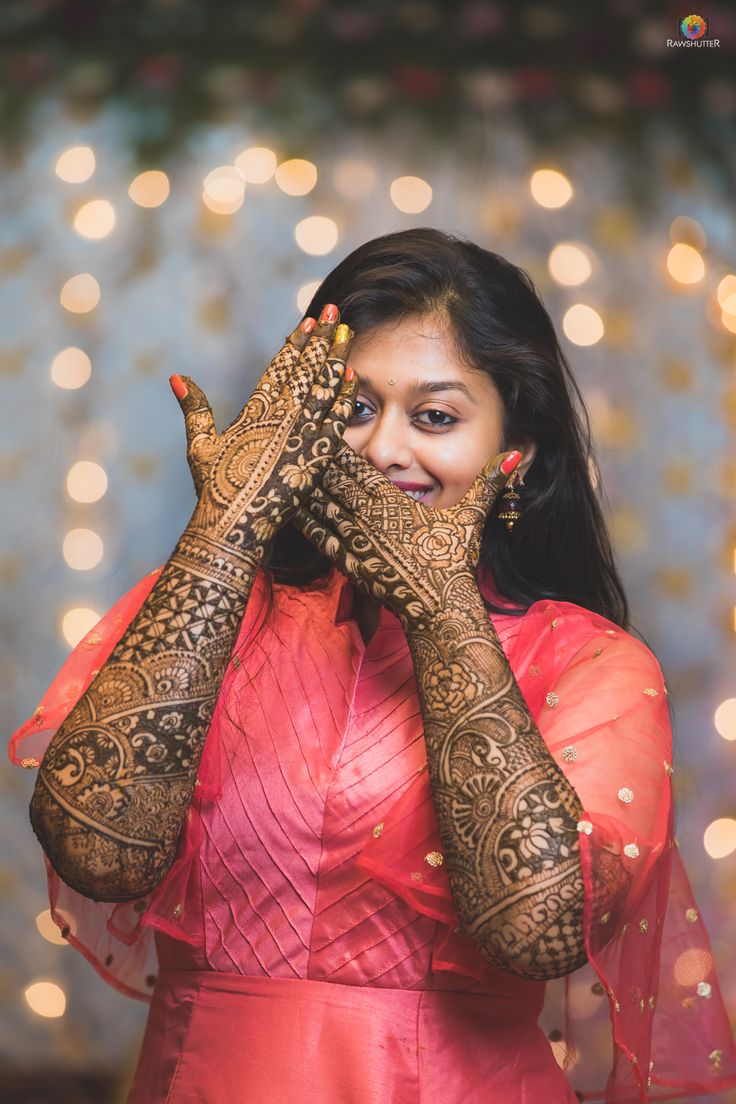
[169,305,357,555]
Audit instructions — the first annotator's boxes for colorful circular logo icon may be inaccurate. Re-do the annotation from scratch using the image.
[680,14,708,38]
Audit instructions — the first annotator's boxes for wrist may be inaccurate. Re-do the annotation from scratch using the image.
[175,516,265,598]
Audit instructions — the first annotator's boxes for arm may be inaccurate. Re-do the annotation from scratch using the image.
[405,577,590,979]
[30,313,357,902]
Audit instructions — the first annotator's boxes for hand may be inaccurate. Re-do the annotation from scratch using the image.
[292,444,523,632]
[169,307,358,555]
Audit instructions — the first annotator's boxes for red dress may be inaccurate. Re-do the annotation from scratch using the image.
[10,563,736,1102]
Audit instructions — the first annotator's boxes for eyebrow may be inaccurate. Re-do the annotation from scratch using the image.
[358,376,474,399]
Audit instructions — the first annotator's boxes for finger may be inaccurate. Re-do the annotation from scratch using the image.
[292,499,349,572]
[320,347,360,437]
[288,304,341,405]
[320,440,391,505]
[301,323,355,426]
[169,374,218,451]
[464,450,523,514]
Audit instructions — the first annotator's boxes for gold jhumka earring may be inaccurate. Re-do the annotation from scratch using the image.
[497,470,524,532]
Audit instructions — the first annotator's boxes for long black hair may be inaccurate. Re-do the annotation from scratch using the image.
[256,227,629,629]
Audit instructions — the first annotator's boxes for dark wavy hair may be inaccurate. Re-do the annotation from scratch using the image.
[254,227,629,630]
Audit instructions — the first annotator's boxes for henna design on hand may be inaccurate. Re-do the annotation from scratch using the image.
[293,445,629,979]
[31,313,358,902]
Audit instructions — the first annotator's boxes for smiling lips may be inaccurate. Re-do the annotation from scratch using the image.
[391,480,434,501]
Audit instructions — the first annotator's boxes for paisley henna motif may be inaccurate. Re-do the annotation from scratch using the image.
[293,446,629,979]
[31,314,358,902]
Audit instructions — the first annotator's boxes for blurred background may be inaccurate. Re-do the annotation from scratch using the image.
[1,1,736,1100]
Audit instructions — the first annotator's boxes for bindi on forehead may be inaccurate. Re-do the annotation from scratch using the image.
[357,374,475,399]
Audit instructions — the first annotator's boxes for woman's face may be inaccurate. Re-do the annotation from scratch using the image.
[342,315,535,509]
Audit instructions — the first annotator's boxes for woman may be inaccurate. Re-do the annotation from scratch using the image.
[10,229,736,1102]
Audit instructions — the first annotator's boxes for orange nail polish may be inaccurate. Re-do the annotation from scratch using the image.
[300,317,316,334]
[320,304,338,323]
[501,451,522,475]
[345,366,355,381]
[170,374,188,400]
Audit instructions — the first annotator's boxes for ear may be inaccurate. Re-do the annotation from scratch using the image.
[510,441,537,477]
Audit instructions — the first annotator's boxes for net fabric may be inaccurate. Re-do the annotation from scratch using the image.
[355,598,736,1101]
[8,565,250,1000]
[9,570,736,1101]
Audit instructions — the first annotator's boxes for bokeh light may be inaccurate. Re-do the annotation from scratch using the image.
[60,274,101,314]
[63,528,104,571]
[666,243,705,285]
[669,216,708,251]
[61,607,101,647]
[333,159,377,199]
[55,145,95,183]
[234,146,277,183]
[716,274,736,307]
[674,947,714,986]
[704,818,736,859]
[562,303,605,345]
[297,280,322,314]
[390,175,433,213]
[202,166,245,214]
[294,216,338,256]
[50,347,91,389]
[24,981,66,1018]
[73,199,116,240]
[128,170,170,208]
[530,168,573,208]
[548,242,593,286]
[66,461,108,503]
[714,699,736,741]
[275,158,317,196]
[35,910,69,946]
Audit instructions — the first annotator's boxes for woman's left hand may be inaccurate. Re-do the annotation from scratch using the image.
[291,443,523,632]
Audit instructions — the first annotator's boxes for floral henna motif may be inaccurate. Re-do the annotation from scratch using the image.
[31,315,358,902]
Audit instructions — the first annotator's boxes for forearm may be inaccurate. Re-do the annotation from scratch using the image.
[30,513,265,902]
[406,578,587,979]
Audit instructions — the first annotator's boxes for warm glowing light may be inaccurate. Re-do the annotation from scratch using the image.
[666,243,705,285]
[66,461,108,503]
[24,981,66,1018]
[390,175,433,214]
[714,699,736,741]
[202,166,245,214]
[275,158,318,196]
[55,146,95,183]
[234,146,277,183]
[530,169,573,208]
[297,280,322,315]
[35,910,69,946]
[51,347,91,389]
[674,947,714,986]
[63,528,104,571]
[61,607,101,647]
[562,304,604,346]
[716,275,736,308]
[129,170,170,208]
[721,293,736,316]
[294,216,338,256]
[333,160,377,199]
[548,243,593,286]
[73,199,116,240]
[721,310,736,335]
[703,818,736,859]
[60,274,101,314]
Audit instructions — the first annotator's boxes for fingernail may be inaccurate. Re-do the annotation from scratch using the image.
[170,374,188,400]
[335,323,351,343]
[300,317,316,334]
[501,451,522,475]
[320,304,338,323]
[345,366,355,381]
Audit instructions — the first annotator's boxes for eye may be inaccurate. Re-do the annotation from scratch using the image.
[348,399,373,422]
[414,409,457,429]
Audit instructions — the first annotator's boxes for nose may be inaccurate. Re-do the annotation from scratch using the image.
[359,409,413,473]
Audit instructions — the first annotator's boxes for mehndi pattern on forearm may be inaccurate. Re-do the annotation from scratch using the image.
[31,314,357,902]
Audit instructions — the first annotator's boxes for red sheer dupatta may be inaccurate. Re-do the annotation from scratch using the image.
[355,592,736,1102]
[9,568,736,1101]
